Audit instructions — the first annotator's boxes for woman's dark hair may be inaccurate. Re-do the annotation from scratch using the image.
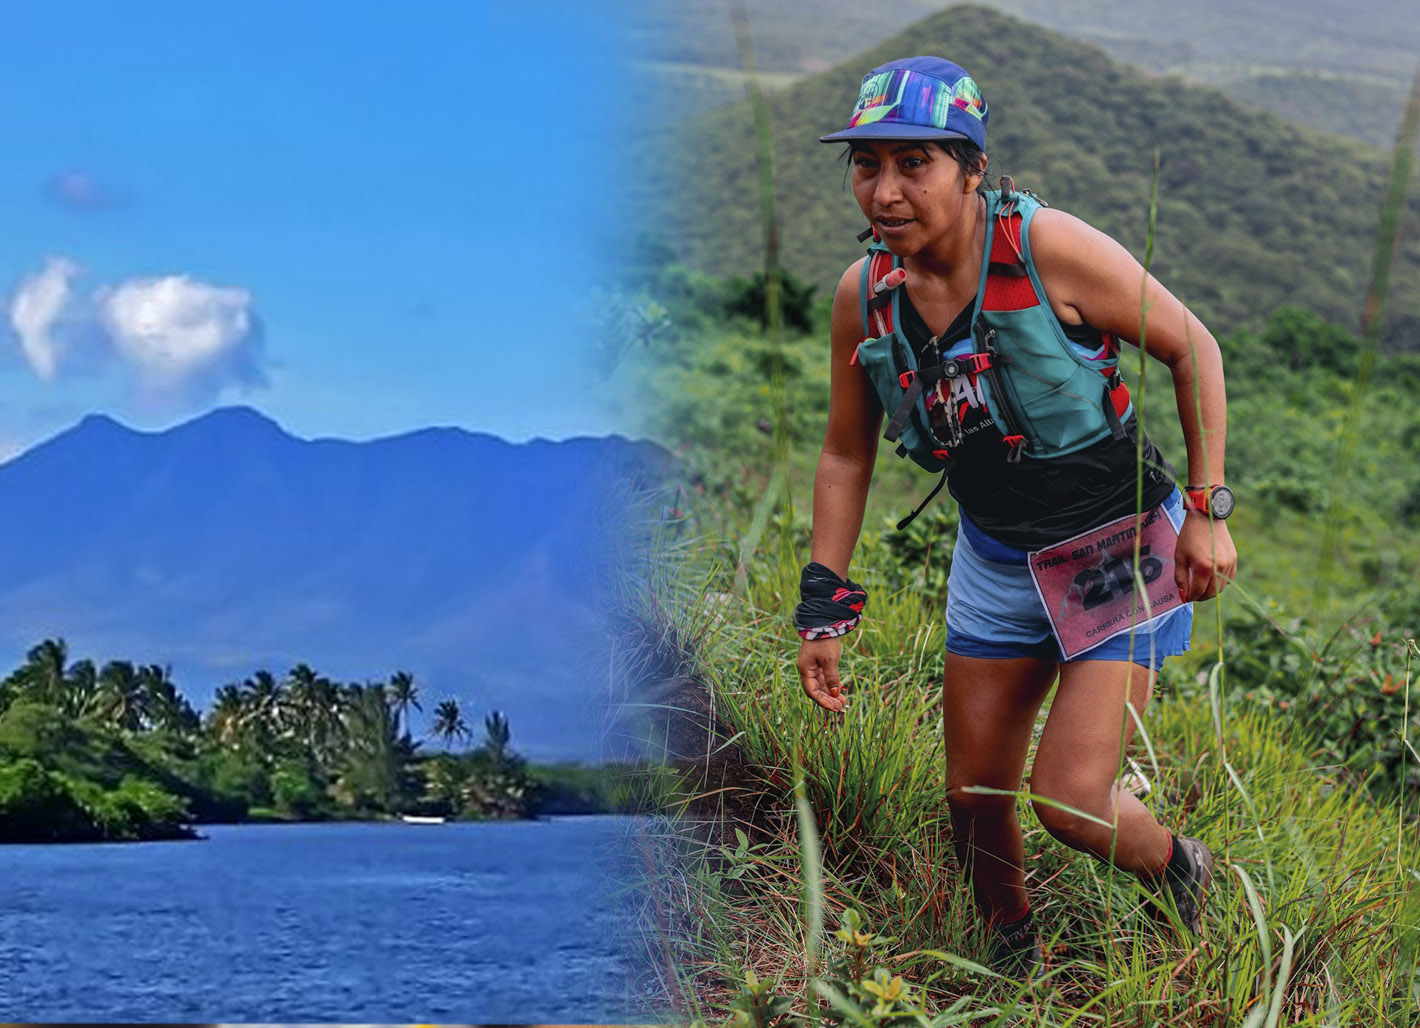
[840,139,991,193]
[937,139,990,189]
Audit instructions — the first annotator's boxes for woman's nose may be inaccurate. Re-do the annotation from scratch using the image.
[873,167,903,205]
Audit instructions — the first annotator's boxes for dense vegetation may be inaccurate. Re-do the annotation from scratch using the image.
[0,640,621,843]
[626,5,1420,352]
[630,0,1414,148]
[634,0,1417,85]
[613,265,1420,1021]
[1223,72,1410,151]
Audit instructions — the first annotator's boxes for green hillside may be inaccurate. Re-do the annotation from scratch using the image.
[1224,71,1410,149]
[630,4,1420,350]
[633,0,1417,81]
[630,0,1414,147]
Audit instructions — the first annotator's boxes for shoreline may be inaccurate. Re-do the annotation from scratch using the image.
[0,809,640,845]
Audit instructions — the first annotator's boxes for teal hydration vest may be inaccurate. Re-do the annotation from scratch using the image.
[853,184,1132,485]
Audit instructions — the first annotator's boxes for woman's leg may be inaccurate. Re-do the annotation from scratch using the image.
[943,653,1058,923]
[1028,659,1172,874]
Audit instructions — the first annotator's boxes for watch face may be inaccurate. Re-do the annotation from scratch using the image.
[1209,486,1235,520]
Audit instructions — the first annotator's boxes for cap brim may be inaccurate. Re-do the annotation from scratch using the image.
[819,124,973,143]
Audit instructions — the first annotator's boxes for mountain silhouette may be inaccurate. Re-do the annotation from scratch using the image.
[0,407,662,759]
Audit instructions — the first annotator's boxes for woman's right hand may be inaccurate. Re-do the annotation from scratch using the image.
[797,637,847,712]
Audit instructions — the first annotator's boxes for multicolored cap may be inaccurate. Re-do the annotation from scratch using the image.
[820,56,987,149]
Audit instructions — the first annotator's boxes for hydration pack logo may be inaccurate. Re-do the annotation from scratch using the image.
[944,373,985,411]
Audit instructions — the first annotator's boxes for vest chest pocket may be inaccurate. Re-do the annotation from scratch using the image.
[982,307,1116,458]
[855,333,950,473]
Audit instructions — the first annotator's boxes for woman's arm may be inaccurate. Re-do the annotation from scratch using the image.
[797,260,884,711]
[1028,208,1238,601]
[811,259,884,575]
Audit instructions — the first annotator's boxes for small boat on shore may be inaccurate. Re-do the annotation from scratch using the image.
[399,814,447,825]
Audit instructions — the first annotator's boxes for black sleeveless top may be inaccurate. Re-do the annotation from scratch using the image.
[898,288,1176,550]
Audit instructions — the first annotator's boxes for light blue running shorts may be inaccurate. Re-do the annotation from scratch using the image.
[944,490,1193,670]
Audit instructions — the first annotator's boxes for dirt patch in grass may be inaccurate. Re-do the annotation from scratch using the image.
[641,671,780,850]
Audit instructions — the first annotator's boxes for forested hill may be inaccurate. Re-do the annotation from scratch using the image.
[633,4,1420,350]
[635,0,1414,148]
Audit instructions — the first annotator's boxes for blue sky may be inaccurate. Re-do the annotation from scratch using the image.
[1,0,637,458]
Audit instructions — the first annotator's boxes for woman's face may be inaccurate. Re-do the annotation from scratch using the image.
[849,140,980,255]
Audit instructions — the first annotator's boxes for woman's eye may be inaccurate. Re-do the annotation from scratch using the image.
[901,156,924,170]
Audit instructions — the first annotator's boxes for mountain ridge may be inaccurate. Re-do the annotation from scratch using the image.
[0,405,663,759]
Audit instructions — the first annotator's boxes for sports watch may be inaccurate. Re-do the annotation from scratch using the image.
[1183,484,1235,520]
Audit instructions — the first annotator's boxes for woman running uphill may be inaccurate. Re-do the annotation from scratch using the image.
[792,57,1237,973]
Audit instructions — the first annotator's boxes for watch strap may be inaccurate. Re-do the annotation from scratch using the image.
[1183,485,1212,512]
[1183,484,1232,519]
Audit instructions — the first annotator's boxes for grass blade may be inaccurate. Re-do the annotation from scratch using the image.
[1233,863,1274,997]
[1264,926,1298,1028]
[961,784,1115,829]
[794,749,824,983]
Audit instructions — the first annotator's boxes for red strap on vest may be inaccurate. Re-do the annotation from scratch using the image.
[1100,332,1132,415]
[1108,376,1131,417]
[867,250,897,337]
[981,213,1038,312]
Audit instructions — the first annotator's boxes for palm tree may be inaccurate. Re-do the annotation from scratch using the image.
[335,682,403,811]
[482,710,512,768]
[19,637,70,706]
[432,699,469,749]
[240,670,284,756]
[95,660,144,731]
[305,674,348,770]
[138,663,197,735]
[64,658,98,719]
[208,683,247,747]
[283,663,323,747]
[387,670,421,742]
[464,709,528,819]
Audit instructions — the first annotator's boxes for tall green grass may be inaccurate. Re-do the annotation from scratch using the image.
[633,541,1420,1024]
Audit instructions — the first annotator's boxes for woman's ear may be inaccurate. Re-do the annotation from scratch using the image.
[965,155,989,193]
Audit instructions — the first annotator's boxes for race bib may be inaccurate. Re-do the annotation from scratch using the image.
[1028,506,1183,659]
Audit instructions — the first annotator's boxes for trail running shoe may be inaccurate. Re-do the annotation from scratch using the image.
[1159,835,1214,935]
[990,913,1042,978]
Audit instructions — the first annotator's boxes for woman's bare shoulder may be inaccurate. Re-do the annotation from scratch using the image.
[1028,206,1125,264]
[835,256,868,294]
[830,257,870,323]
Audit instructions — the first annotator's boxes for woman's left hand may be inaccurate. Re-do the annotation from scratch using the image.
[1174,514,1237,602]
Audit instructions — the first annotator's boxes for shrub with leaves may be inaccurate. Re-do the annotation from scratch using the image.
[1209,597,1420,794]
[716,910,987,1028]
[875,503,959,611]
[725,968,807,1028]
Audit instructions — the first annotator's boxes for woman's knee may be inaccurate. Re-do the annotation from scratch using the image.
[1029,786,1110,851]
[946,783,1018,824]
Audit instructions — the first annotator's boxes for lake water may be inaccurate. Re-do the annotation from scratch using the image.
[0,817,657,1022]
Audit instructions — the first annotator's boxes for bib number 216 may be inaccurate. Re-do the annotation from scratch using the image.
[1074,546,1164,610]
[1028,507,1183,660]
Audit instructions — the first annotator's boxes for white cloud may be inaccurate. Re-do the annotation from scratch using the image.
[8,256,81,381]
[96,274,266,398]
[6,259,267,403]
